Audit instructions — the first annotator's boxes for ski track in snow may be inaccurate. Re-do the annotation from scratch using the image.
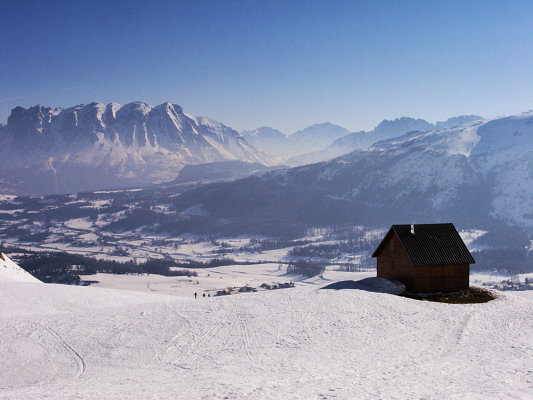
[43,324,86,378]
[0,281,532,399]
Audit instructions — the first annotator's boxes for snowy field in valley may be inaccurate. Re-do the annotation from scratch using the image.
[1,256,533,399]
[2,231,370,266]
[80,265,532,301]
[80,264,374,298]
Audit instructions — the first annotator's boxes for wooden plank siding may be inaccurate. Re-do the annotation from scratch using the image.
[376,230,470,293]
[412,263,469,293]
[377,232,415,289]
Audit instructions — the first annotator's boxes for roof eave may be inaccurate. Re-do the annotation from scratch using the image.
[391,225,417,265]
[371,227,394,258]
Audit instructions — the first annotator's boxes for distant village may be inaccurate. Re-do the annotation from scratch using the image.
[481,278,533,292]
[215,281,295,297]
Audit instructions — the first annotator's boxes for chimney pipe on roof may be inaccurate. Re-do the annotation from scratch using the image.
[411,224,415,235]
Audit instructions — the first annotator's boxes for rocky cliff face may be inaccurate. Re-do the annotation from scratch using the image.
[0,102,277,195]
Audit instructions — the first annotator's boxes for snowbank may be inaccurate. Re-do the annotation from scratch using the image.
[0,280,531,399]
[321,277,406,294]
[0,252,41,283]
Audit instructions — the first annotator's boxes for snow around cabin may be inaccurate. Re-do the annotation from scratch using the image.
[0,280,531,399]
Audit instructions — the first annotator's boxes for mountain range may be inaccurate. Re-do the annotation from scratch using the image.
[0,102,277,195]
[285,116,483,165]
[1,110,531,274]
[1,100,487,196]
[242,122,351,159]
[168,112,533,236]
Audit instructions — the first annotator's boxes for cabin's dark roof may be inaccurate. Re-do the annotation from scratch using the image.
[372,223,475,266]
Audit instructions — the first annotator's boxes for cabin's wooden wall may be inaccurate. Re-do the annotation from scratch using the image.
[376,233,470,293]
[413,263,469,293]
[376,233,414,289]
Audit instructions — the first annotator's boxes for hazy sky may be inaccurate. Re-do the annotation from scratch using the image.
[1,0,532,133]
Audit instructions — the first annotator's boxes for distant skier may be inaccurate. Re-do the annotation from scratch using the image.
[194,292,197,299]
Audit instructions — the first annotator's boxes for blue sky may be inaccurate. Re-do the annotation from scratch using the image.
[1,0,532,133]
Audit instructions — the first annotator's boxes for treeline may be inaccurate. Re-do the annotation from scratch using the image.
[13,250,255,285]
[288,239,377,259]
[335,258,376,272]
[179,257,243,268]
[17,252,198,285]
[240,238,312,253]
[286,260,325,277]
[471,248,532,275]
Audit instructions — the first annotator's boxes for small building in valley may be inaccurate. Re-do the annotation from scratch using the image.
[372,223,475,294]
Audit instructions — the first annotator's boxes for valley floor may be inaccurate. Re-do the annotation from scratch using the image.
[80,265,374,298]
[1,278,532,399]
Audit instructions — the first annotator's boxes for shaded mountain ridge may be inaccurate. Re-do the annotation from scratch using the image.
[0,102,278,195]
[168,112,533,235]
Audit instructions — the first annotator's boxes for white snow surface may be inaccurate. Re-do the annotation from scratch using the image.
[1,278,532,399]
[0,253,41,283]
[0,194,17,201]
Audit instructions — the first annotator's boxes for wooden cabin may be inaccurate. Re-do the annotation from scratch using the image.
[372,223,475,294]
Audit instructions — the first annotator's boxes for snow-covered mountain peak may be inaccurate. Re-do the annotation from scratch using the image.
[435,115,483,130]
[329,111,533,228]
[0,101,278,194]
[383,121,483,157]
[371,112,533,159]
[294,121,336,132]
[115,101,152,119]
[153,102,184,115]
[7,105,55,136]
[195,115,222,129]
[470,112,533,156]
[373,117,434,137]
[290,122,349,137]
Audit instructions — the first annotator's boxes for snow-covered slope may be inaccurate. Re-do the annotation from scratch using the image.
[0,102,278,195]
[0,280,531,399]
[362,112,533,228]
[0,252,41,283]
[287,115,483,166]
[171,160,274,184]
[170,111,533,234]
